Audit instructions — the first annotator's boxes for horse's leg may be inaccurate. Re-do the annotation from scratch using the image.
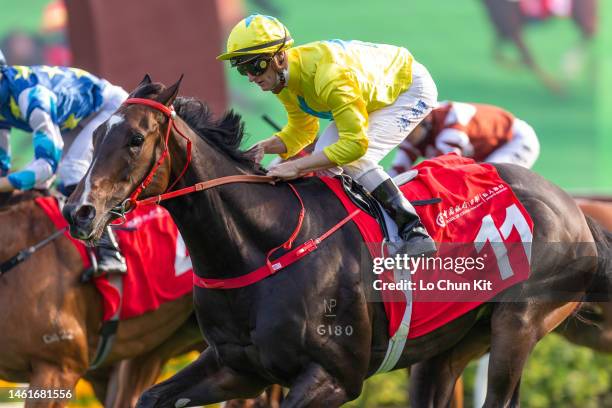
[451,376,464,408]
[221,385,284,408]
[110,318,204,408]
[409,322,490,408]
[26,361,81,408]
[484,302,542,407]
[108,359,159,408]
[492,38,522,70]
[483,302,576,407]
[267,384,284,408]
[280,363,350,408]
[483,0,562,92]
[83,367,112,406]
[508,378,522,408]
[136,348,269,408]
[513,31,564,93]
[572,0,597,40]
[88,378,110,406]
[482,0,521,68]
[562,0,597,77]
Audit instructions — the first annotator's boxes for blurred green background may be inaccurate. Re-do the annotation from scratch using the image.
[1,0,611,407]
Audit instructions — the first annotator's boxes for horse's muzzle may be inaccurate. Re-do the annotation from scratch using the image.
[63,203,97,240]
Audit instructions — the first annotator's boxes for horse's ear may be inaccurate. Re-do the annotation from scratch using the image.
[139,74,152,86]
[129,74,153,97]
[158,75,183,106]
[135,74,153,89]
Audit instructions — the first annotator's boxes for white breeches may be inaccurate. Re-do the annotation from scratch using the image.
[315,61,438,192]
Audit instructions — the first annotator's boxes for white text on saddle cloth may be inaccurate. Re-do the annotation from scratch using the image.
[386,203,534,303]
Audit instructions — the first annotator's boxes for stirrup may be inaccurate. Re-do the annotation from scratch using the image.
[96,249,128,274]
[400,235,437,258]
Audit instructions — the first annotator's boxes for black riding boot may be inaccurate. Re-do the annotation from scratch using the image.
[96,225,128,273]
[371,178,436,257]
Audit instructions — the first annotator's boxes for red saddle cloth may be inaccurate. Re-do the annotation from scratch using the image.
[320,154,534,339]
[35,198,193,321]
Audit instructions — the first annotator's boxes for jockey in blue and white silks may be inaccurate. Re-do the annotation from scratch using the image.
[0,63,129,274]
[0,64,127,191]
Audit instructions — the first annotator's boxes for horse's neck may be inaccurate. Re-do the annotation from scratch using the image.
[163,124,291,279]
[0,190,48,210]
[0,192,13,209]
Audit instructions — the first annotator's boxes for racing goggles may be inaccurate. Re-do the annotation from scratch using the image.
[232,55,272,77]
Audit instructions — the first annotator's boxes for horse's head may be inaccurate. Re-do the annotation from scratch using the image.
[63,74,183,242]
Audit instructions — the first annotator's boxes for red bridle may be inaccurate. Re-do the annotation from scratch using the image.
[119,97,193,212]
[111,98,275,220]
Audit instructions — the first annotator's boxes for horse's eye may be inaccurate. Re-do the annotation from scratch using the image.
[129,134,145,148]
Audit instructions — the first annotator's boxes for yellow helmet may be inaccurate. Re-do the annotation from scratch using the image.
[217,14,293,61]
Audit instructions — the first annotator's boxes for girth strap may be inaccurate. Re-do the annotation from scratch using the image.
[89,273,123,370]
[194,208,360,289]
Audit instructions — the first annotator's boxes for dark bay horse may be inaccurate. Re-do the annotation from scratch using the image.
[481,0,597,92]
[63,76,611,407]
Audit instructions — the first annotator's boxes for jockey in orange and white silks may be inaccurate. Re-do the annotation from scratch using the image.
[389,101,540,177]
[218,14,439,256]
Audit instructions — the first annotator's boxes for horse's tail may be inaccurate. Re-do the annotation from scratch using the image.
[585,216,612,301]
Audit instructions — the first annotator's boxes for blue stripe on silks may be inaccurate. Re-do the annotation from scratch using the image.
[245,14,277,27]
[324,39,378,50]
[0,147,10,173]
[33,130,62,172]
[325,39,348,49]
[8,170,36,190]
[26,86,58,123]
[245,14,255,27]
[297,96,332,120]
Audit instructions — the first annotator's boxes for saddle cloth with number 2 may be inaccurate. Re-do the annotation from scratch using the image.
[35,198,194,321]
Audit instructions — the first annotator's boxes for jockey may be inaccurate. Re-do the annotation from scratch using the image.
[218,14,438,257]
[389,101,540,176]
[0,61,128,273]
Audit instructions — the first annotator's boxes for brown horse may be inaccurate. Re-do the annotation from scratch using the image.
[63,76,611,407]
[481,0,597,92]
[0,190,200,407]
[556,198,612,353]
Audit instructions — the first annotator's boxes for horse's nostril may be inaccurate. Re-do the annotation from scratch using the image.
[75,204,96,224]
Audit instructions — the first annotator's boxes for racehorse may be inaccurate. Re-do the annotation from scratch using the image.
[556,198,612,353]
[481,0,597,93]
[63,76,611,407]
[0,190,279,408]
[0,189,197,407]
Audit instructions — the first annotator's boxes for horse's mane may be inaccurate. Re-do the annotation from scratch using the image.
[0,189,50,211]
[132,83,265,174]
